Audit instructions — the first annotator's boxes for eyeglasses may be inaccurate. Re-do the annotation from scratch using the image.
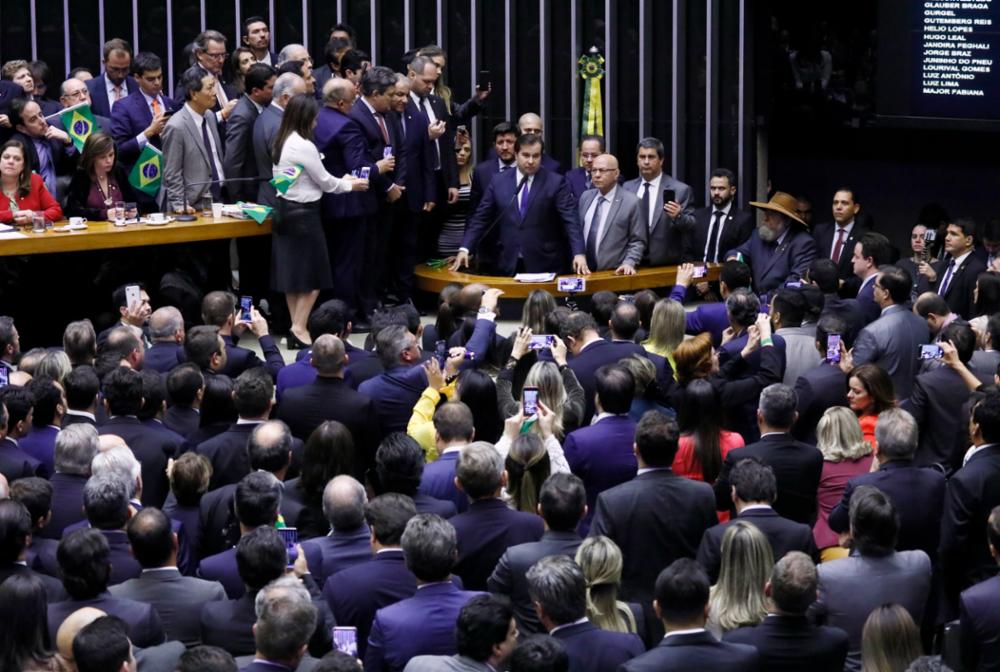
[203,51,228,61]
[63,89,88,101]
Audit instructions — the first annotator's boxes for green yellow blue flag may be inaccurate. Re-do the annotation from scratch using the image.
[238,201,273,225]
[59,104,100,152]
[269,164,304,195]
[578,47,605,139]
[128,145,163,196]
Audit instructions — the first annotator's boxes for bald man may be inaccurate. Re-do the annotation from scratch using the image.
[517,112,563,174]
[144,307,185,373]
[577,154,646,274]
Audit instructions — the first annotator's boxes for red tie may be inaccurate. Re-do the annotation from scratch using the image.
[375,113,390,144]
[832,227,847,264]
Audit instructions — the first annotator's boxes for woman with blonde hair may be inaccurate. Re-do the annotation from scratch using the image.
[707,521,773,636]
[813,406,874,561]
[504,433,551,513]
[497,341,585,439]
[860,604,923,672]
[641,298,686,372]
[575,536,644,638]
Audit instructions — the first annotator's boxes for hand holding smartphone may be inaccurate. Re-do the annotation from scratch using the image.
[522,386,540,417]
[332,627,358,656]
[239,296,253,322]
[826,333,841,363]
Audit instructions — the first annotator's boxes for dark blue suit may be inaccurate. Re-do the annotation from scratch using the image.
[0,81,24,142]
[960,574,1000,672]
[565,167,591,200]
[564,416,638,535]
[619,630,759,672]
[718,333,788,442]
[48,591,165,648]
[219,333,285,382]
[87,74,139,119]
[0,437,45,481]
[144,342,184,373]
[550,620,644,672]
[450,498,544,590]
[301,524,373,588]
[19,426,58,477]
[569,340,666,424]
[276,342,380,400]
[38,472,87,538]
[820,294,867,341]
[855,277,881,325]
[98,416,176,507]
[726,227,818,294]
[358,364,428,435]
[162,405,199,439]
[792,361,847,444]
[364,582,484,672]
[200,593,256,656]
[412,493,457,518]
[419,451,466,513]
[394,103,436,212]
[461,167,585,275]
[198,547,242,599]
[195,422,259,491]
[724,614,847,672]
[109,89,174,165]
[469,157,511,214]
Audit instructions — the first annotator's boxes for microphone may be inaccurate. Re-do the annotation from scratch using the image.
[173,176,270,222]
[471,171,529,273]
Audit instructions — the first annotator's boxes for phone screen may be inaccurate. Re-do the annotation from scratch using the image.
[332,627,358,656]
[278,527,298,566]
[522,387,539,417]
[528,335,555,350]
[359,166,371,179]
[478,70,491,89]
[240,296,253,322]
[663,189,676,204]
[125,284,141,311]
[0,367,8,388]
[435,340,448,367]
[919,344,943,360]
[826,333,841,363]
[692,266,707,278]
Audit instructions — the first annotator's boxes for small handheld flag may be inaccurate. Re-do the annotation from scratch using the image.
[128,145,164,196]
[238,201,273,225]
[269,164,304,195]
[59,104,100,152]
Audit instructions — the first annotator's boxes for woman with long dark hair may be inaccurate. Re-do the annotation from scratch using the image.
[0,572,66,671]
[845,363,895,449]
[271,93,368,348]
[421,282,462,350]
[65,132,148,220]
[0,139,62,224]
[289,420,356,538]
[673,378,744,486]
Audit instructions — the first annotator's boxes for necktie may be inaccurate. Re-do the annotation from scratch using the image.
[939,259,957,296]
[519,178,531,219]
[500,163,512,173]
[151,98,161,116]
[114,85,122,101]
[832,227,847,264]
[375,112,390,145]
[706,210,724,263]
[34,140,56,196]
[641,182,652,231]
[586,197,606,269]
[585,173,593,190]
[201,118,223,201]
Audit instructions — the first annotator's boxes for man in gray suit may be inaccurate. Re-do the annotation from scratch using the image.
[849,265,930,400]
[110,507,227,647]
[578,154,647,274]
[252,72,306,207]
[162,66,228,214]
[622,137,696,266]
[811,486,932,672]
[771,287,822,386]
[404,595,518,672]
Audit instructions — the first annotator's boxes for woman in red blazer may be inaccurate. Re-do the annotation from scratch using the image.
[0,138,62,224]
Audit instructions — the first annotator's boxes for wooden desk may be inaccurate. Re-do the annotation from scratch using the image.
[414,263,721,298]
[0,215,271,256]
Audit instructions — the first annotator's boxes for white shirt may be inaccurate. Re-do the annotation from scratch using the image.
[134,90,168,149]
[104,76,130,110]
[65,409,96,422]
[584,185,617,252]
[963,443,996,466]
[550,617,590,635]
[739,504,773,513]
[704,200,733,262]
[635,173,663,230]
[274,131,353,203]
[410,91,441,168]
[830,220,855,259]
[184,104,226,187]
[516,169,534,212]
[663,628,707,639]
[942,249,973,289]
[497,158,515,173]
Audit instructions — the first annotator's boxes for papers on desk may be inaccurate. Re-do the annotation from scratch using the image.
[0,230,27,240]
[0,223,14,232]
[514,273,556,283]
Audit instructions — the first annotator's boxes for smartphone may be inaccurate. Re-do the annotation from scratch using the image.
[528,335,555,350]
[826,333,841,363]
[663,189,676,204]
[478,70,491,90]
[332,626,358,657]
[278,527,298,566]
[919,344,943,360]
[125,284,141,311]
[557,277,586,293]
[692,266,707,278]
[435,340,448,368]
[239,295,253,322]
[359,166,371,179]
[923,229,937,243]
[0,367,8,388]
[383,146,393,159]
[522,386,539,417]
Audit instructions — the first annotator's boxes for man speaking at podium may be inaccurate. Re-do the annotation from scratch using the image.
[451,133,588,276]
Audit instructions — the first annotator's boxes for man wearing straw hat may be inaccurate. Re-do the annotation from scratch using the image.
[725,191,818,295]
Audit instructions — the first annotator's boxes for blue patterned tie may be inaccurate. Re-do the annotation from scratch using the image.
[519,178,531,219]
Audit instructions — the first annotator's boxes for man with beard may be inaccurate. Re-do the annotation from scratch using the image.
[0,316,20,374]
[812,188,870,297]
[685,168,753,299]
[725,191,818,296]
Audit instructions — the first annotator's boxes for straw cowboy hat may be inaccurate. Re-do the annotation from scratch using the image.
[749,191,809,230]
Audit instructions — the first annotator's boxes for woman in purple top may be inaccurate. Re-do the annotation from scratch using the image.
[64,132,150,221]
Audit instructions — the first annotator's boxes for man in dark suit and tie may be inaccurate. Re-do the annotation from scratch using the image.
[713,384,823,525]
[726,191,819,295]
[252,72,306,207]
[10,97,77,199]
[51,77,113,138]
[811,188,870,299]
[469,121,519,214]
[449,443,544,590]
[365,514,484,671]
[61,365,100,429]
[960,505,1000,672]
[374,433,457,518]
[488,473,587,635]
[37,424,97,539]
[453,132,586,275]
[109,51,172,171]
[527,556,644,672]
[300,476,373,586]
[577,154,646,274]
[933,217,988,319]
[793,315,849,444]
[724,551,848,671]
[143,307,184,374]
[697,459,818,582]
[242,589,318,672]
[850,231,892,325]
[86,38,139,119]
[200,291,285,382]
[418,402,475,513]
[241,16,278,65]
[80,474,143,584]
[564,135,604,200]
[163,364,203,439]
[515,113,563,174]
[0,499,66,602]
[686,168,753,267]
[0,390,44,481]
[807,259,866,342]
[358,325,428,434]
[173,31,239,119]
[622,137,696,266]
[667,261,753,347]
[619,559,759,672]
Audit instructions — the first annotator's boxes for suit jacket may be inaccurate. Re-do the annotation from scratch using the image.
[301,524,373,588]
[17,426,57,477]
[568,340,652,424]
[48,591,165,648]
[86,74,140,119]
[468,157,512,214]
[419,450,467,514]
[421,93,459,189]
[854,276,881,325]
[220,333,285,381]
[687,205,754,263]
[792,362,847,444]
[223,94,262,202]
[723,614,848,672]
[0,562,67,602]
[714,433,823,525]
[314,106,378,220]
[110,89,174,164]
[200,593,257,656]
[38,472,88,538]
[901,364,976,468]
[12,131,77,186]
[564,416,638,535]
[776,326,822,387]
[99,416,177,507]
[413,492,458,518]
[323,549,419,660]
[198,547,243,599]
[682,300,730,347]
[696,507,818,582]
[819,294,867,341]
[0,436,43,482]
[144,341,184,373]
[622,174,697,266]
[110,567,227,646]
[364,582,484,672]
[393,101,437,211]
[349,98,397,208]
[404,656,491,672]
[726,226,819,294]
[619,630,759,672]
[813,551,932,672]
[450,498,544,591]
[358,364,428,435]
[936,251,988,319]
[252,103,283,206]
[960,574,1000,672]
[461,167,584,275]
[163,404,200,438]
[578,187,647,270]
[590,470,717,603]
[487,531,583,635]
[812,220,871,281]
[161,105,226,212]
[851,304,930,400]
[0,80,24,141]
[565,166,591,200]
[550,620,644,672]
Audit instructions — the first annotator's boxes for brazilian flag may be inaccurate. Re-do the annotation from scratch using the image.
[59,103,100,152]
[128,145,163,196]
[269,164,303,195]
[578,47,605,140]
[238,201,273,225]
